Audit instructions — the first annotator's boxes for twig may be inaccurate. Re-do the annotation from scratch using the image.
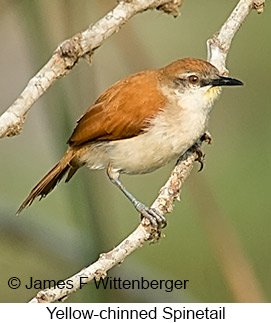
[0,0,183,139]
[207,0,265,74]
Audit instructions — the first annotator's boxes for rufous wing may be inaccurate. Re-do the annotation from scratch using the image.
[68,70,166,146]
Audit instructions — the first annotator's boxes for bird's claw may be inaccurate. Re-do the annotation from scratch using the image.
[196,132,212,171]
[136,202,167,230]
[195,147,205,172]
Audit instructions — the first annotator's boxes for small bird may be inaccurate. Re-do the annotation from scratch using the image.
[17,58,243,227]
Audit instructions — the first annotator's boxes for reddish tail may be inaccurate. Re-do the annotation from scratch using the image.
[17,151,78,214]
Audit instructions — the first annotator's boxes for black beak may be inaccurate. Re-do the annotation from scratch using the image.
[211,76,243,87]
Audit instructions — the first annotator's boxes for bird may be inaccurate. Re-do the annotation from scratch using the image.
[17,58,243,228]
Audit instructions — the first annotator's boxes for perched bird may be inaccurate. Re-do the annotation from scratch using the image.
[17,58,243,228]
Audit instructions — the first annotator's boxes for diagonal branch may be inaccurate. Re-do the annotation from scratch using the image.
[29,138,202,303]
[207,0,265,74]
[0,0,183,139]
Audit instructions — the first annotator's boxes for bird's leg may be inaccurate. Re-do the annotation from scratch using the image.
[107,165,167,229]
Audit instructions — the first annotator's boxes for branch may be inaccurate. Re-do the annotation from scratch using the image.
[207,0,265,74]
[0,0,183,139]
[29,139,202,303]
[26,0,264,303]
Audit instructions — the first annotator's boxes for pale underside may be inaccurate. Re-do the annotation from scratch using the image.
[80,84,221,174]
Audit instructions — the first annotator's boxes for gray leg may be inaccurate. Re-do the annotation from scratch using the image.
[107,165,166,229]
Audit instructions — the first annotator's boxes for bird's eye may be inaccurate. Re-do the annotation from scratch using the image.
[188,75,199,85]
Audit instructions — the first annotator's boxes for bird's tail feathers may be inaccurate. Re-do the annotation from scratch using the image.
[17,150,79,214]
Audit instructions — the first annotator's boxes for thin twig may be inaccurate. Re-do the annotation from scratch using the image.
[207,0,265,74]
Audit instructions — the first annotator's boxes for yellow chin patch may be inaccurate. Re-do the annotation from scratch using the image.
[205,86,222,105]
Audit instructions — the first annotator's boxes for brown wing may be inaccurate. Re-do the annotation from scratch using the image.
[68,70,166,147]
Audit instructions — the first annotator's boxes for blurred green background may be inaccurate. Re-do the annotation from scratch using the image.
[0,0,270,303]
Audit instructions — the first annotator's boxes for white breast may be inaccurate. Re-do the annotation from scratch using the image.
[107,100,210,174]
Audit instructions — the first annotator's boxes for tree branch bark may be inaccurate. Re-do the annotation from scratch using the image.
[29,140,201,303]
[207,0,265,74]
[0,0,183,139]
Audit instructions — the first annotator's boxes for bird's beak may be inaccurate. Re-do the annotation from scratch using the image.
[211,76,243,87]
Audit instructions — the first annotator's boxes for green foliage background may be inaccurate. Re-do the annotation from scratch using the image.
[0,0,270,303]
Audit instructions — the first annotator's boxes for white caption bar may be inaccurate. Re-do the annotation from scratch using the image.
[2,303,271,322]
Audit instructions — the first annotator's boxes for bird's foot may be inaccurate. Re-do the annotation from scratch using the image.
[195,147,205,172]
[195,132,212,171]
[135,202,167,230]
